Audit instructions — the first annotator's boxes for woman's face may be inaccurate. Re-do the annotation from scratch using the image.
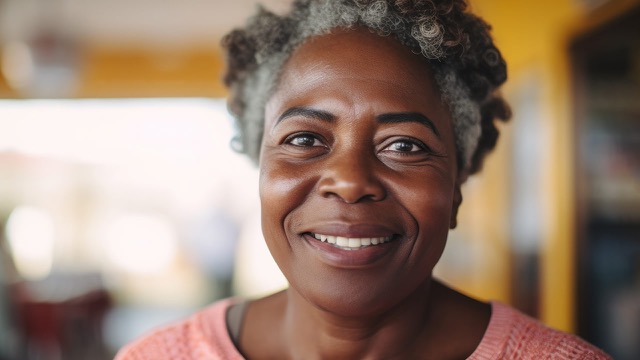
[259,28,461,316]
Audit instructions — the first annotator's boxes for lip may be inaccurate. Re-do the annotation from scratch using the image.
[301,223,401,268]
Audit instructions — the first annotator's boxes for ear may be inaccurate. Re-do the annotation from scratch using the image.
[449,171,468,229]
[449,183,463,229]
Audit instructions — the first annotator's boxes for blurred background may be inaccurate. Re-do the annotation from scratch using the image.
[0,0,638,359]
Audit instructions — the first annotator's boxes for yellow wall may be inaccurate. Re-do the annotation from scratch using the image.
[0,45,227,99]
[470,0,584,334]
[77,45,227,98]
[471,0,639,332]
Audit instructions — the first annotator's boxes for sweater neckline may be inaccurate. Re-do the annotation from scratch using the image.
[209,299,511,359]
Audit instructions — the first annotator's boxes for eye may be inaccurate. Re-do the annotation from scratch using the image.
[383,139,425,153]
[284,133,324,147]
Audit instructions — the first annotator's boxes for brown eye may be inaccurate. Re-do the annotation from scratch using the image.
[385,140,423,153]
[285,133,323,147]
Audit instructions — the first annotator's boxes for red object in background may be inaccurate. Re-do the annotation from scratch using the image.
[15,276,112,360]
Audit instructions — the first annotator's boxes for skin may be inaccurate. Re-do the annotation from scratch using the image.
[237,28,490,359]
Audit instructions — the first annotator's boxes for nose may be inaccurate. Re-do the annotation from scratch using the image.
[317,150,386,203]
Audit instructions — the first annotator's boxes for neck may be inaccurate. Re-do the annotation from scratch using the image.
[282,279,435,359]
[238,279,489,360]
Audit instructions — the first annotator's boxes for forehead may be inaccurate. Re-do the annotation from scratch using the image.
[276,28,437,96]
[266,28,452,130]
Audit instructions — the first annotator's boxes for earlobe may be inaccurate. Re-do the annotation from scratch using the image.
[449,183,463,229]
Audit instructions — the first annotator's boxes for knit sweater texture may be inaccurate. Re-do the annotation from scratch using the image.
[115,299,610,359]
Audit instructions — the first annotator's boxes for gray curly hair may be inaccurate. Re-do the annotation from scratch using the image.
[222,0,510,174]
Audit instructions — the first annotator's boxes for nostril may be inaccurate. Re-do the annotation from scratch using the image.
[318,177,386,203]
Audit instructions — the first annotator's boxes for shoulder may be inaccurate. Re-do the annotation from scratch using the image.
[470,302,611,360]
[114,298,244,360]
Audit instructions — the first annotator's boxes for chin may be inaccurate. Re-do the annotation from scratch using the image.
[289,267,435,318]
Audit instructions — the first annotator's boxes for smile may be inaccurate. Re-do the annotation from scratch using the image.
[311,233,394,250]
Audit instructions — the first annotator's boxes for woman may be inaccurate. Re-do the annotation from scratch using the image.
[117,0,610,358]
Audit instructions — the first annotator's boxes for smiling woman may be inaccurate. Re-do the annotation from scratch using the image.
[116,1,610,359]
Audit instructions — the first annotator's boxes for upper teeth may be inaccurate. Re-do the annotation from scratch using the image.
[312,233,393,249]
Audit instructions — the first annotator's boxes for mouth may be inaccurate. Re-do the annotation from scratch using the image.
[308,232,396,250]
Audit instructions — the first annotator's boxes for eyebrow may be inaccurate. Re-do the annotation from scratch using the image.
[276,107,335,125]
[275,107,440,138]
[377,112,440,138]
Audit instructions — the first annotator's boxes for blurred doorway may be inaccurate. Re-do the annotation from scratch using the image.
[572,5,640,359]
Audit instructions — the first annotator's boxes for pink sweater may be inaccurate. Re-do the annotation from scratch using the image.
[115,299,610,359]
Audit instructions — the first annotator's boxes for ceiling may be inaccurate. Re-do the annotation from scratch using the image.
[0,0,294,48]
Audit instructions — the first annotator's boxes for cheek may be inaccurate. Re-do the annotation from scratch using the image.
[418,183,454,239]
[396,173,454,261]
[259,158,318,211]
[420,190,453,263]
[394,170,455,222]
[258,159,315,260]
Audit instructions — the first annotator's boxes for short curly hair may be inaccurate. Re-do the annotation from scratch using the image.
[222,0,510,175]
